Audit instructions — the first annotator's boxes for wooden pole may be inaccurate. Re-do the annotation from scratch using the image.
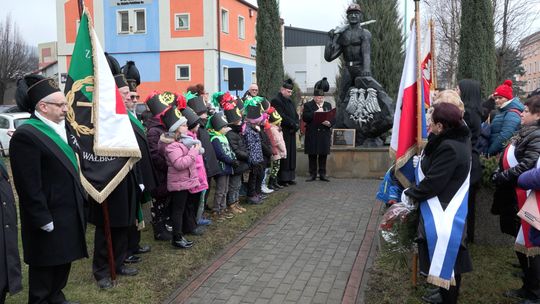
[430,19,438,90]
[77,0,83,20]
[412,0,421,288]
[102,200,117,282]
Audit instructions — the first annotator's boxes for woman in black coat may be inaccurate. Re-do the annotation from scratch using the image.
[403,103,472,304]
[302,92,334,181]
[0,160,22,302]
[458,79,482,243]
[491,95,540,302]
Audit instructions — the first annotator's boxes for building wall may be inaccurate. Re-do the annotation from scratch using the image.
[219,0,257,59]
[38,42,58,68]
[219,55,256,94]
[521,32,540,94]
[284,46,339,93]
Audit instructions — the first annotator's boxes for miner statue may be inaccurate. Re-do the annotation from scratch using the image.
[324,3,393,146]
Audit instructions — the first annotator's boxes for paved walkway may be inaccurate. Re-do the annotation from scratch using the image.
[166,179,381,304]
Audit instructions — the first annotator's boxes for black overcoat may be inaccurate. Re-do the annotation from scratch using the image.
[405,125,473,275]
[0,163,22,295]
[271,93,299,181]
[302,100,334,155]
[9,123,88,266]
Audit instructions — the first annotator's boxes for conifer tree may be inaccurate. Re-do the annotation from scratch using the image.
[457,0,497,98]
[256,0,284,99]
[356,0,404,101]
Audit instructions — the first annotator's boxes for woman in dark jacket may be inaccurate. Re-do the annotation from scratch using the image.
[492,95,540,302]
[403,103,472,304]
[458,79,482,243]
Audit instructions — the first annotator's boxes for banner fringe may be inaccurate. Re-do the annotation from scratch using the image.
[93,147,142,158]
[515,243,540,257]
[80,157,139,203]
[426,275,455,290]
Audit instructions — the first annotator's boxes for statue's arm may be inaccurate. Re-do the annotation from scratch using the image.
[361,30,372,75]
[324,31,342,62]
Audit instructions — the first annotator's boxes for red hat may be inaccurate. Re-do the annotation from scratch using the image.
[493,79,513,100]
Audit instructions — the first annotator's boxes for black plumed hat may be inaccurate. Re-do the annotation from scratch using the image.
[181,106,201,129]
[208,112,229,131]
[104,52,128,88]
[162,107,187,132]
[122,61,141,92]
[16,74,61,113]
[187,95,207,115]
[145,91,174,117]
[313,77,329,96]
[282,78,294,90]
[224,106,242,124]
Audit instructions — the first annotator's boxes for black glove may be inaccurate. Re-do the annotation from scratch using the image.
[491,170,510,185]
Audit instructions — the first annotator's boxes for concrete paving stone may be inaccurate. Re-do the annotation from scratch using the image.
[312,292,329,304]
[266,278,282,288]
[306,277,322,287]
[211,300,227,304]
[272,270,287,279]
[281,274,297,284]
[259,287,277,299]
[290,279,307,291]
[275,283,291,295]
[215,289,235,300]
[311,268,326,278]
[225,295,244,304]
[297,271,311,281]
[317,280,333,293]
[253,299,270,304]
[297,296,313,304]
[285,289,302,302]
[301,285,318,297]
[233,285,251,296]
[328,289,344,301]
[243,290,262,301]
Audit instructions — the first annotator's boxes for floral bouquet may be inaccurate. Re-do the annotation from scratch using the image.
[379,200,418,253]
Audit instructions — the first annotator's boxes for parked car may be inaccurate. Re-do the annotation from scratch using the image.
[0,105,20,113]
[0,112,31,156]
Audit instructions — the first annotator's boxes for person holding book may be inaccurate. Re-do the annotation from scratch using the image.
[302,78,335,182]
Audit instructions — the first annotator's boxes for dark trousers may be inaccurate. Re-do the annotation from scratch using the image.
[467,184,478,243]
[92,226,129,281]
[517,251,540,298]
[183,193,198,234]
[0,287,6,304]
[151,197,170,236]
[248,164,264,198]
[171,190,189,236]
[439,273,461,304]
[127,225,141,256]
[28,263,71,304]
[308,154,327,178]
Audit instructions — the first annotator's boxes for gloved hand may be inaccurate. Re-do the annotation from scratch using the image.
[400,188,411,205]
[41,221,54,232]
[491,170,510,185]
[412,155,420,168]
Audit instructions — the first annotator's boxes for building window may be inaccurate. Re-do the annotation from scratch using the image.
[251,71,256,84]
[238,16,245,39]
[223,66,229,81]
[176,65,191,81]
[135,10,146,33]
[117,9,146,34]
[118,10,129,33]
[221,9,229,33]
[175,13,190,30]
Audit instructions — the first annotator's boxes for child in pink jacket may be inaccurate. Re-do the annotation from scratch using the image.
[264,107,287,190]
[158,107,202,249]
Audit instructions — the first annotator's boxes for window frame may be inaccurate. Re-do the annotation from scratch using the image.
[238,15,245,40]
[221,8,229,34]
[174,13,190,31]
[175,64,191,81]
[223,66,229,81]
[134,9,146,33]
[251,71,257,84]
[117,10,130,34]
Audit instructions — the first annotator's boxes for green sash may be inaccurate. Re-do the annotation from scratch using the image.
[24,118,79,172]
[128,111,145,134]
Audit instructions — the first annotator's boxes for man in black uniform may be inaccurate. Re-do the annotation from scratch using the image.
[11,75,87,304]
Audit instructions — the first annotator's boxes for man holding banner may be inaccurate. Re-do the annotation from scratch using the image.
[11,75,87,304]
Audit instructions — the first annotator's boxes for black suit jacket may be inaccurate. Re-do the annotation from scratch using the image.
[10,123,87,266]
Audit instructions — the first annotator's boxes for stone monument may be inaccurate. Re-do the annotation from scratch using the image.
[324,3,393,147]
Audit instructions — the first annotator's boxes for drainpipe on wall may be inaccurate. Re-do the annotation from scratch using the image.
[217,0,221,91]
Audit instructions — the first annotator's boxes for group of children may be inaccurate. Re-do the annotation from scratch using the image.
[143,89,287,249]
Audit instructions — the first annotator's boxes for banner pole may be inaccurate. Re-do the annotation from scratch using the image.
[412,0,421,288]
[78,0,83,19]
[102,200,117,283]
[430,19,437,90]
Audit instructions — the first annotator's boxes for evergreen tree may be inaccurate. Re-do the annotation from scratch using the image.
[496,46,525,96]
[356,0,404,101]
[457,0,497,98]
[256,0,284,99]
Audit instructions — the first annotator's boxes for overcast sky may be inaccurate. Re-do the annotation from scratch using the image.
[1,0,416,47]
[0,0,538,47]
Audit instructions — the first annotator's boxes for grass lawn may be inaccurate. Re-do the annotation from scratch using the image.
[365,241,522,304]
[4,190,290,304]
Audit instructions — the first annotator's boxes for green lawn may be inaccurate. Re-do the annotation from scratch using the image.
[5,191,290,304]
[365,241,522,303]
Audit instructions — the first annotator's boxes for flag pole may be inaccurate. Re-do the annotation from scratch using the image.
[77,3,117,284]
[430,19,437,90]
[412,0,421,288]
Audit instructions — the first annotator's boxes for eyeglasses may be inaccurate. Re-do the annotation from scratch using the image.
[130,95,140,101]
[43,102,68,108]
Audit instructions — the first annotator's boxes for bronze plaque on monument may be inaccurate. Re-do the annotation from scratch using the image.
[331,129,356,148]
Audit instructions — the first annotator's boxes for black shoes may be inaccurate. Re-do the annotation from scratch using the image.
[154,231,172,241]
[118,266,138,276]
[421,287,442,304]
[319,175,330,182]
[172,234,193,249]
[503,288,535,300]
[97,277,114,289]
[306,176,316,182]
[135,245,151,254]
[124,255,141,264]
[287,180,297,185]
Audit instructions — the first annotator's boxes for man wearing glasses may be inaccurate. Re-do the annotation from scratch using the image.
[271,79,300,186]
[10,74,87,304]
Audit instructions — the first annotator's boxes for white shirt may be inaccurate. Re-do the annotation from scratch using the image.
[34,111,67,144]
